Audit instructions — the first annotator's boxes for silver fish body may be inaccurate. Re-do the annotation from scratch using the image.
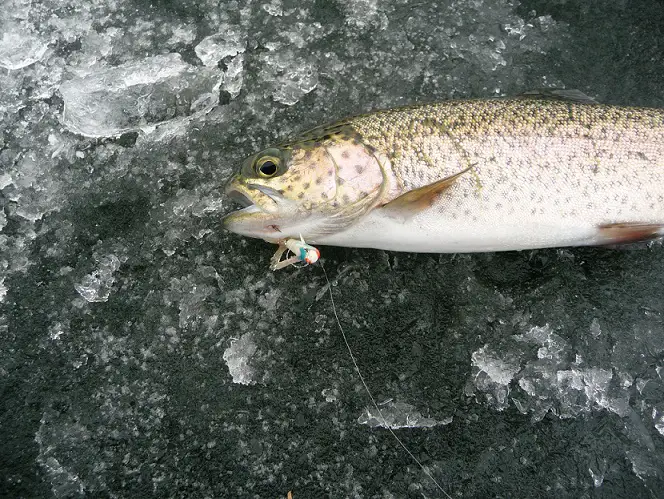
[224,95,664,252]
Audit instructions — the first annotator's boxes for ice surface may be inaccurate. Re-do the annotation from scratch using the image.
[3,0,664,497]
[60,54,223,137]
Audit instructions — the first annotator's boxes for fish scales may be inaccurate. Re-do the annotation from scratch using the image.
[223,97,664,254]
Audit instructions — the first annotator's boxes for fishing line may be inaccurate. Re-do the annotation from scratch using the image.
[320,263,451,498]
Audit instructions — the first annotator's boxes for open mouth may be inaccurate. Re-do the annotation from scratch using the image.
[224,187,263,216]
[227,189,255,208]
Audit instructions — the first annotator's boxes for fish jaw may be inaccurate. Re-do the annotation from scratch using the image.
[223,178,291,242]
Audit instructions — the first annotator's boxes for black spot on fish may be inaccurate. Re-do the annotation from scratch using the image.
[278,189,285,194]
[303,182,310,189]
[355,165,364,174]
[332,201,340,207]
[315,177,323,185]
[328,169,334,176]
[285,185,293,191]
[292,174,302,182]
[321,192,328,199]
[303,151,312,160]
[341,150,350,159]
[338,178,345,185]
[298,192,305,199]
[342,194,350,202]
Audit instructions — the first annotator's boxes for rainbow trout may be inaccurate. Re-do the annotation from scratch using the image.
[223,92,664,257]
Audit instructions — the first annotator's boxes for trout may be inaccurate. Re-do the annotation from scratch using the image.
[223,92,664,255]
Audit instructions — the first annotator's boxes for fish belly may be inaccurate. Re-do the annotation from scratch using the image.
[314,212,601,252]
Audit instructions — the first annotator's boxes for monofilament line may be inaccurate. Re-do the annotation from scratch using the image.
[320,264,451,498]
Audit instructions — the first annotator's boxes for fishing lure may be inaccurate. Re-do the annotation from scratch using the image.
[270,236,320,271]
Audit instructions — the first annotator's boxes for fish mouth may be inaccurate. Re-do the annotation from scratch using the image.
[225,181,294,216]
[222,180,289,236]
[224,181,276,218]
[226,188,262,215]
[223,181,290,241]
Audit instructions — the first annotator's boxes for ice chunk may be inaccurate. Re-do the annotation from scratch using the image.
[588,459,607,487]
[223,53,244,98]
[336,0,388,30]
[358,400,445,429]
[653,412,664,440]
[589,318,602,338]
[260,50,318,106]
[472,345,521,385]
[0,278,7,303]
[0,29,48,70]
[59,53,223,137]
[556,368,613,409]
[0,173,12,190]
[74,254,122,303]
[195,29,245,67]
[517,324,567,359]
[322,388,339,403]
[262,0,283,17]
[223,332,257,385]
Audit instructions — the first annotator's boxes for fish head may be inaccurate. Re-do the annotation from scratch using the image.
[223,125,389,242]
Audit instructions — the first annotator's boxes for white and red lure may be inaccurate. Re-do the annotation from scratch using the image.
[270,235,320,271]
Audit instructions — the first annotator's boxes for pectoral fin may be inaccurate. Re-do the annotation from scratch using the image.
[598,222,664,244]
[380,165,473,222]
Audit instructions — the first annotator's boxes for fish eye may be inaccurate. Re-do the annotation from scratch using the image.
[255,156,279,178]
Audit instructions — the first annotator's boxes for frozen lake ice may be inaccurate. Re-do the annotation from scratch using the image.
[2,0,664,496]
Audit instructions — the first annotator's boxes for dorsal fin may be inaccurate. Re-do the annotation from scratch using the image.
[517,89,598,105]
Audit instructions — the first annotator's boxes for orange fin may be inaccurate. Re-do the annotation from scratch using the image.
[380,166,473,222]
[598,222,664,244]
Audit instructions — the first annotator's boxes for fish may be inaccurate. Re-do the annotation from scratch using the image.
[223,91,664,254]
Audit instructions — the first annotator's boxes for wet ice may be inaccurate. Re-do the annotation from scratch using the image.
[60,54,223,137]
[1,0,664,497]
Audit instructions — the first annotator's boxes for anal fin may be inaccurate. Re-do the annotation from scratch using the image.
[598,222,664,245]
